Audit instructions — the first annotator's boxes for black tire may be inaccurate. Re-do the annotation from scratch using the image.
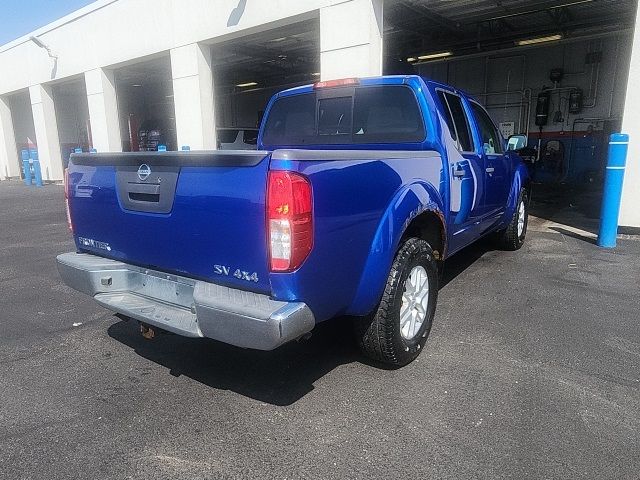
[494,189,529,251]
[354,238,438,367]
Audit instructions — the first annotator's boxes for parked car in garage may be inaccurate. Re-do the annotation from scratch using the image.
[216,127,258,150]
[57,75,530,367]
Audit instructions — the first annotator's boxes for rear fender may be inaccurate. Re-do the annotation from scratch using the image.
[347,181,445,316]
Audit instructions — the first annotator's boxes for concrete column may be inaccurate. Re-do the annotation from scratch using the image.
[620,4,640,228]
[29,84,63,181]
[85,68,122,152]
[0,96,20,179]
[170,43,216,150]
[319,0,383,81]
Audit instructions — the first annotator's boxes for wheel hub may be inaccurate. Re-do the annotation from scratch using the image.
[517,200,526,237]
[400,265,430,340]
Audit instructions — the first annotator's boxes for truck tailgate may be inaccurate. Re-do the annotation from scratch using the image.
[67,151,272,294]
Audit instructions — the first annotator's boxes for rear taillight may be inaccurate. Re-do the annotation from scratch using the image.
[267,171,313,272]
[64,168,73,233]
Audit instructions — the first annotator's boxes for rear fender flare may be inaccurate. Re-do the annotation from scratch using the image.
[347,181,445,316]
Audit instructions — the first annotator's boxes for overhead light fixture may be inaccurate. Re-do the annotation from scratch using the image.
[132,84,142,87]
[416,51,453,61]
[236,82,258,88]
[516,34,563,46]
[406,57,417,63]
[311,72,320,76]
[166,94,174,98]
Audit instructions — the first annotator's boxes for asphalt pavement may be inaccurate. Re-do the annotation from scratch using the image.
[1,180,638,479]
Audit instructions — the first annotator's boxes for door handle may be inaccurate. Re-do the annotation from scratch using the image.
[485,167,495,173]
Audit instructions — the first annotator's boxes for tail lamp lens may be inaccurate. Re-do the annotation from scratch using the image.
[267,171,313,272]
[64,168,73,232]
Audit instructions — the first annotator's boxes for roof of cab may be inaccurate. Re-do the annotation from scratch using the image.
[274,75,423,97]
[273,75,477,103]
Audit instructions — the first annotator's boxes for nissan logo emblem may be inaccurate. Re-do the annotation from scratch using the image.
[137,164,151,181]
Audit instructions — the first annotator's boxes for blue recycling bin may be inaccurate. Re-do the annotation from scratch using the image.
[21,150,32,185]
[29,149,42,187]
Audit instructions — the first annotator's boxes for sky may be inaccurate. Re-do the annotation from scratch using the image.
[0,0,96,46]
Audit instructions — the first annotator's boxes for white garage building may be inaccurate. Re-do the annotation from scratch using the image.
[0,0,639,229]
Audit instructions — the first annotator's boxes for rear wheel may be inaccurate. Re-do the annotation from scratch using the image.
[354,238,438,367]
[494,189,528,250]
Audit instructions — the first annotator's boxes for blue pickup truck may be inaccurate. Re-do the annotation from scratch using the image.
[57,75,529,366]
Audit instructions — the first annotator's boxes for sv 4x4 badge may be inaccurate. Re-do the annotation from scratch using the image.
[214,265,259,283]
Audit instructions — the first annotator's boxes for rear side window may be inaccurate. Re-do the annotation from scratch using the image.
[262,86,425,146]
[438,91,473,152]
[437,91,457,143]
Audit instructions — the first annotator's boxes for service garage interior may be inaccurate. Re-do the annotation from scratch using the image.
[202,0,635,231]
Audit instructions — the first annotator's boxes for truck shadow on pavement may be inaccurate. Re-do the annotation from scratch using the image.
[107,316,359,406]
[107,239,494,406]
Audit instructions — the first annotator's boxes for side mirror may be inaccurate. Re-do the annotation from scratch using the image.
[507,134,527,151]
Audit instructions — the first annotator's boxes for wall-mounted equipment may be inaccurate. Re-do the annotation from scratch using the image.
[549,68,564,83]
[535,90,551,127]
[569,88,584,114]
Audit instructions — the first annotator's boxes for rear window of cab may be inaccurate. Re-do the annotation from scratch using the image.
[262,85,426,146]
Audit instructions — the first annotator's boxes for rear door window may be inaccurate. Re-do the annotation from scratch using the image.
[262,85,425,146]
[436,91,457,144]
[438,91,473,152]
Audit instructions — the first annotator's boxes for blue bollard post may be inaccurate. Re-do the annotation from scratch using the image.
[597,133,629,248]
[30,149,43,187]
[158,144,167,152]
[21,150,32,186]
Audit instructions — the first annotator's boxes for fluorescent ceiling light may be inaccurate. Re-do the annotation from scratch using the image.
[516,34,562,46]
[132,84,142,87]
[406,57,417,62]
[236,81,258,88]
[311,72,320,76]
[416,51,453,61]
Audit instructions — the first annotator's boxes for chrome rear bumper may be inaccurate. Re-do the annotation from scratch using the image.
[56,252,315,350]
